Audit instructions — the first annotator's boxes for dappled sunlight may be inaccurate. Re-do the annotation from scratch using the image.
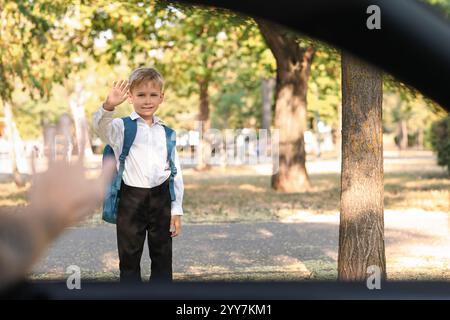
[385,209,450,279]
[186,265,231,276]
[238,184,267,193]
[387,254,450,280]
[306,160,341,174]
[403,178,450,189]
[228,252,256,265]
[101,251,119,273]
[384,176,409,186]
[182,172,341,223]
[256,228,274,238]
[272,255,310,273]
[0,182,29,207]
[385,187,449,211]
[28,266,65,280]
[278,210,339,223]
[274,208,450,280]
[384,163,447,174]
[323,248,338,262]
[184,257,311,280]
[210,233,229,239]
[184,183,201,190]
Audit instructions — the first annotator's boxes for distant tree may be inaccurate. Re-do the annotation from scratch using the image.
[256,19,315,192]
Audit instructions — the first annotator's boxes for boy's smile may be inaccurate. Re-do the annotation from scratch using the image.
[128,81,164,124]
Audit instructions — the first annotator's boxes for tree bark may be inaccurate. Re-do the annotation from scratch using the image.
[256,19,314,192]
[261,78,275,130]
[337,103,343,165]
[196,78,212,170]
[338,52,386,281]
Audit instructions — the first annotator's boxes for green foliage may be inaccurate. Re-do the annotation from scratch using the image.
[430,114,450,174]
[382,85,447,149]
[0,0,84,103]
[8,0,447,144]
[79,1,275,130]
[307,44,341,128]
[421,0,450,18]
[211,81,262,129]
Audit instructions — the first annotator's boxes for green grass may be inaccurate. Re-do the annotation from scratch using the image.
[1,159,448,226]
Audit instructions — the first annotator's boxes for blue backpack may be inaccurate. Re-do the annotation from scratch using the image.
[101,116,177,224]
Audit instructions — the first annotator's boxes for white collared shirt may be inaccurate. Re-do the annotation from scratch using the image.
[93,106,184,216]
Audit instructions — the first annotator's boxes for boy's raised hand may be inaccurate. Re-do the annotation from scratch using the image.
[103,80,129,111]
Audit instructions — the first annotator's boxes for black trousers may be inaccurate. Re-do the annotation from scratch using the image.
[116,177,172,283]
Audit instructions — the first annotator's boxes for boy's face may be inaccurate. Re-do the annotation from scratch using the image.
[128,80,164,121]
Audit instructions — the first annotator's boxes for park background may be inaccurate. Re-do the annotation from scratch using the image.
[0,0,449,281]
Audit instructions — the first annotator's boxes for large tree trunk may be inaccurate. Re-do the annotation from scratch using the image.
[196,78,212,171]
[338,52,386,281]
[261,78,275,130]
[336,103,343,165]
[256,19,314,192]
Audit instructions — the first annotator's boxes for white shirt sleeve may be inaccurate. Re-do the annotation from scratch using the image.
[92,105,124,152]
[171,147,184,216]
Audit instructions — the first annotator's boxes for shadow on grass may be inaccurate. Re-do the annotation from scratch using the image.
[184,172,341,220]
[384,171,449,210]
[183,170,449,223]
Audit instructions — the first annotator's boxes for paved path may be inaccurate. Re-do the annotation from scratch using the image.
[32,209,450,281]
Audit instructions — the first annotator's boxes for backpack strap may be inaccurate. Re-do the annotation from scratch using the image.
[114,117,137,189]
[163,125,177,201]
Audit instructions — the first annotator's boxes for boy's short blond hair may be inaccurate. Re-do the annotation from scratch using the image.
[128,67,164,93]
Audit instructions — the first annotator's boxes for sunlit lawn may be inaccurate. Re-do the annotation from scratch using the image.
[181,169,449,224]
